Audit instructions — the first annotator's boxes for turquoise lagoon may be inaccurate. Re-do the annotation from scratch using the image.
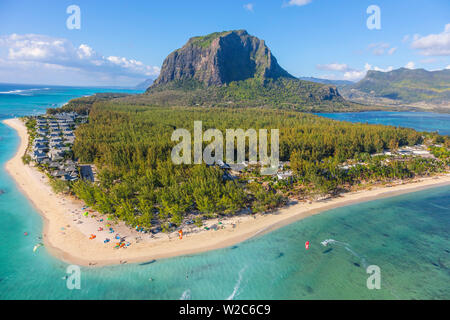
[318,111,450,136]
[0,86,449,299]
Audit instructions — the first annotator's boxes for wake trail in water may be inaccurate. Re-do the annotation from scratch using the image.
[321,238,401,299]
[430,203,449,210]
[321,239,368,268]
[226,266,247,300]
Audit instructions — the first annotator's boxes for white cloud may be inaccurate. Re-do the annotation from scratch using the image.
[342,70,366,81]
[284,0,312,7]
[78,44,94,58]
[316,63,351,72]
[343,63,393,81]
[446,65,450,70]
[316,62,394,81]
[0,33,160,85]
[243,3,254,12]
[364,63,394,73]
[405,61,415,69]
[411,23,450,56]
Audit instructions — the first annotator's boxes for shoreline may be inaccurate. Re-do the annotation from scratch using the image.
[3,117,450,267]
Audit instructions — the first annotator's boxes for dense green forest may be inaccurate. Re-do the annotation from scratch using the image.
[61,102,448,232]
[47,92,131,115]
[118,78,375,112]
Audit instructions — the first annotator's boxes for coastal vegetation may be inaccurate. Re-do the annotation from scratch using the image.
[430,145,450,163]
[22,118,36,164]
[119,78,370,112]
[45,102,449,232]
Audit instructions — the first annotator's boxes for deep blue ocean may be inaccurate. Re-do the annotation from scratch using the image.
[0,85,449,299]
[318,111,450,136]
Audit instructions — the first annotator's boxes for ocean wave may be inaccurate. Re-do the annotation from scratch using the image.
[0,88,50,95]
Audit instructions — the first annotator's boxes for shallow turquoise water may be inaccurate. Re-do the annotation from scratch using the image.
[0,88,449,299]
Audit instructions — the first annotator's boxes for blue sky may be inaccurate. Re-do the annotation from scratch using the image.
[0,0,449,86]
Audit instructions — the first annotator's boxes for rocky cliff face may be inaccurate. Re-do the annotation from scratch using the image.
[138,30,353,111]
[152,30,294,87]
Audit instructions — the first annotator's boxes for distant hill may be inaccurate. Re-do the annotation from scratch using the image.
[127,30,366,112]
[134,78,155,90]
[298,77,354,86]
[340,68,450,112]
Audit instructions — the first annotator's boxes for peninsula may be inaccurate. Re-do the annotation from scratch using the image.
[3,30,450,266]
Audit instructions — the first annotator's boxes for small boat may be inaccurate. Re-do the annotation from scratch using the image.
[33,243,43,252]
[321,239,334,247]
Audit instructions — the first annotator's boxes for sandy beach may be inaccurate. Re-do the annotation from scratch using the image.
[3,118,450,267]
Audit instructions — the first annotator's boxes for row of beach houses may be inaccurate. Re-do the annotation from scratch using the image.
[31,112,88,181]
[216,159,293,181]
[29,111,292,183]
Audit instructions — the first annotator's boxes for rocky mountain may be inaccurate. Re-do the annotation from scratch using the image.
[340,68,450,112]
[151,30,294,87]
[136,30,365,112]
